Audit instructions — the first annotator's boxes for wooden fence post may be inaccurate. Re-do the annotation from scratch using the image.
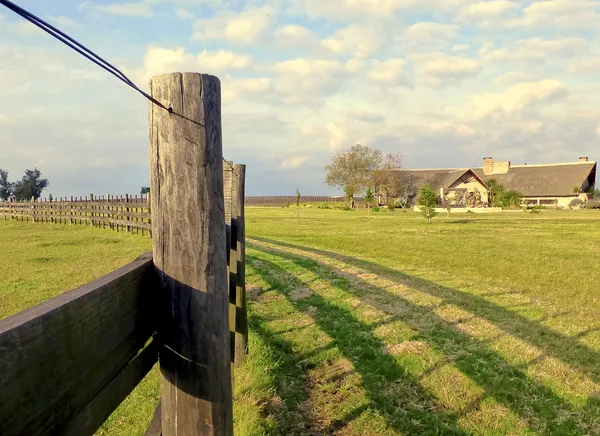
[149,72,232,436]
[89,194,94,227]
[222,163,235,366]
[232,164,247,366]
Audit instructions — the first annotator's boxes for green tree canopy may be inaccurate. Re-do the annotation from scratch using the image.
[325,144,383,201]
[0,169,11,201]
[417,185,439,223]
[12,168,49,200]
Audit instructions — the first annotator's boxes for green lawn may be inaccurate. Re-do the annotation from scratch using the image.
[2,208,600,435]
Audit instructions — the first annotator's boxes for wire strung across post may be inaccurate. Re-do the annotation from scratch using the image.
[0,0,172,113]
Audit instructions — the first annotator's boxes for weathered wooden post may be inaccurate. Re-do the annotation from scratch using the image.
[222,163,235,365]
[232,164,247,365]
[149,72,233,436]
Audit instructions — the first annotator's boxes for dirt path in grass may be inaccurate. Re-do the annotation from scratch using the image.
[237,237,600,436]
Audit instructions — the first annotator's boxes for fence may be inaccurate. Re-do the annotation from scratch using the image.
[0,194,152,235]
[0,73,244,436]
[246,195,365,206]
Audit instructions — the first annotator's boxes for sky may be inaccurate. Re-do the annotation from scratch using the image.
[1,0,599,197]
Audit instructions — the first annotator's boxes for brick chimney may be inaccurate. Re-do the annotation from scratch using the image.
[482,157,493,175]
[579,156,589,162]
[482,157,510,175]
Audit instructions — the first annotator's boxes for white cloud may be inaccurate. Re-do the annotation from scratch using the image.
[137,46,251,83]
[504,0,600,29]
[412,52,480,83]
[458,0,518,21]
[494,71,542,85]
[175,8,195,20]
[468,79,569,119]
[222,77,271,103]
[367,59,406,84]
[192,6,275,44]
[272,58,355,103]
[48,16,81,29]
[451,44,470,53]
[280,156,309,168]
[322,25,381,58]
[274,24,323,52]
[94,2,155,18]
[293,0,468,20]
[404,22,459,41]
[481,37,589,66]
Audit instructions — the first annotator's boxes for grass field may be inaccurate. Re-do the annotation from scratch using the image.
[2,208,600,435]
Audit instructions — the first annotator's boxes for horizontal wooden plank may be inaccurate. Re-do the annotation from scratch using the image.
[89,209,151,218]
[0,251,158,436]
[90,216,152,229]
[63,340,159,436]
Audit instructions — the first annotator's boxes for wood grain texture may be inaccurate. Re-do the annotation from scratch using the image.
[232,164,248,365]
[149,72,233,436]
[0,251,158,436]
[144,400,163,436]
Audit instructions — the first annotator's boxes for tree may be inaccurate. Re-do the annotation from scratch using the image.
[12,168,49,200]
[417,185,438,223]
[48,193,53,202]
[325,144,383,205]
[486,178,505,207]
[296,189,301,218]
[396,172,417,206]
[364,187,375,218]
[500,190,522,209]
[0,169,11,201]
[486,178,521,209]
[372,153,403,204]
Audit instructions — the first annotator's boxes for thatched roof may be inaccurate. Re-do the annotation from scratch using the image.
[398,161,597,197]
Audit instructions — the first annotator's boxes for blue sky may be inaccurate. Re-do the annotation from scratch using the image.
[1,0,600,197]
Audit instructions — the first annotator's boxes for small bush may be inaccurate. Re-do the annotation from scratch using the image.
[372,206,380,212]
[343,206,354,211]
[585,199,600,209]
[466,210,474,214]
[529,205,543,214]
[569,198,583,209]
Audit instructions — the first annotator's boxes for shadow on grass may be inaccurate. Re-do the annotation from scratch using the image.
[249,241,592,434]
[250,236,600,385]
[241,312,319,435]
[249,256,468,435]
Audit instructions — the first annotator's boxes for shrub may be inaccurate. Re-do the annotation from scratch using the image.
[585,199,600,209]
[372,206,380,212]
[500,190,522,209]
[529,205,543,214]
[417,186,438,223]
[569,198,583,209]
[387,201,396,212]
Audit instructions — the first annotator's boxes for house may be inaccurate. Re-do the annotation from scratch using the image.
[384,157,597,208]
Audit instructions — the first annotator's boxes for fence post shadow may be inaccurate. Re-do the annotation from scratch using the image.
[248,240,591,434]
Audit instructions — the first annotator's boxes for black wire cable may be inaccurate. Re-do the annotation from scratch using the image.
[0,0,172,112]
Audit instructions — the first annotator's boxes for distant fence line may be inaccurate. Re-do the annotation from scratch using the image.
[245,195,365,206]
[0,194,151,235]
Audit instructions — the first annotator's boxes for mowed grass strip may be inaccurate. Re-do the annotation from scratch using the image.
[4,208,600,435]
[233,207,600,435]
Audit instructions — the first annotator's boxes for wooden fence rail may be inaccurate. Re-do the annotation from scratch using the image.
[0,252,159,436]
[0,194,152,235]
[0,73,246,436]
